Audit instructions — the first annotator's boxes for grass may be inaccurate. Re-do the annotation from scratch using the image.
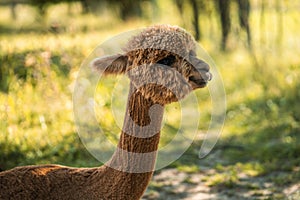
[0,1,300,198]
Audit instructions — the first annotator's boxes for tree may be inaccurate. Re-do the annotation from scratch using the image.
[237,0,251,49]
[175,0,209,41]
[80,0,89,14]
[215,0,231,51]
[29,0,52,16]
[10,1,17,20]
[189,0,200,41]
[109,0,142,21]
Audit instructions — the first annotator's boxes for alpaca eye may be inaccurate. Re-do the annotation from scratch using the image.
[157,55,176,66]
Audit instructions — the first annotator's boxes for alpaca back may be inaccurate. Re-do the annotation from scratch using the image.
[0,165,98,199]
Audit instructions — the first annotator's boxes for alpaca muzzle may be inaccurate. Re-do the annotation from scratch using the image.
[188,57,212,89]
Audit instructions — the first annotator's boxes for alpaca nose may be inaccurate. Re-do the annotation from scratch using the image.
[197,61,210,72]
[204,71,212,81]
[187,56,212,89]
[191,58,212,82]
[189,56,210,71]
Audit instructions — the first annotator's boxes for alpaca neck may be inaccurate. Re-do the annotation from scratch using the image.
[107,82,164,172]
[101,83,164,199]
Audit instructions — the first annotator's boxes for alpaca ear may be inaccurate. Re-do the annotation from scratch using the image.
[91,54,128,75]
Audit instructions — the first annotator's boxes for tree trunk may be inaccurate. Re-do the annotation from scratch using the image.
[81,0,89,14]
[10,2,17,20]
[237,0,252,49]
[216,0,231,51]
[119,0,142,21]
[175,0,184,15]
[260,0,266,45]
[175,0,186,27]
[190,0,200,41]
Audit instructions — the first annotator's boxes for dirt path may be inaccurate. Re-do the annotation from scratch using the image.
[142,168,300,200]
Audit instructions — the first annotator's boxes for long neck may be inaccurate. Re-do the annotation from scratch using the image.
[101,82,164,199]
[107,82,164,171]
[120,82,164,151]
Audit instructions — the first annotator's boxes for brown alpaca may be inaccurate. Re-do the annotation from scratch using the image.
[0,25,211,200]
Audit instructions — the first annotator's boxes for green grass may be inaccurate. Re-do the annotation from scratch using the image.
[0,1,300,197]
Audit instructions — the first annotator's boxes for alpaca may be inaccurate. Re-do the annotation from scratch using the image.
[0,25,211,200]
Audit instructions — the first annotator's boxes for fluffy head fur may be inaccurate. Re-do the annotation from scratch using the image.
[92,24,211,105]
[124,25,196,57]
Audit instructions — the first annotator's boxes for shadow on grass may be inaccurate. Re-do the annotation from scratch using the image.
[222,84,300,171]
[172,80,300,171]
[0,133,99,171]
[213,82,300,199]
[0,24,48,35]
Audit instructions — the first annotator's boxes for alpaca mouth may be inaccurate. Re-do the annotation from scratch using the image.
[188,76,208,89]
[188,70,212,89]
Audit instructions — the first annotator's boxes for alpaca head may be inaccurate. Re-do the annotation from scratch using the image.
[92,25,212,105]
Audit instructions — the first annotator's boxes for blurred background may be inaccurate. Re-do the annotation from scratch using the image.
[0,0,299,199]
